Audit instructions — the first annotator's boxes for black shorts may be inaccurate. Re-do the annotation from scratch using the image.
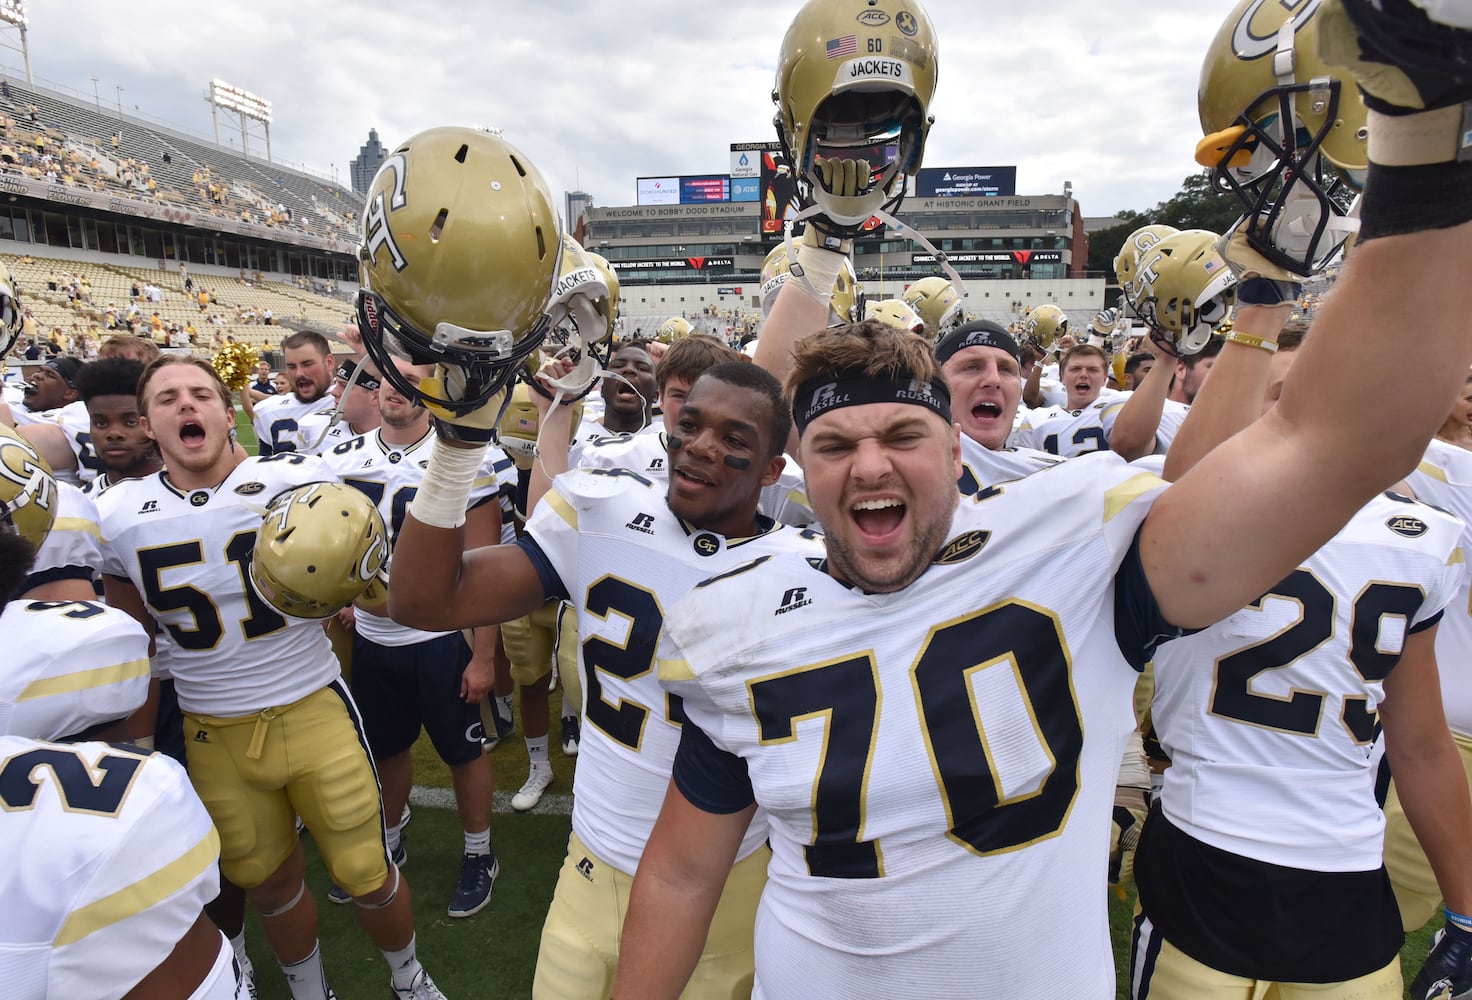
[350,630,486,765]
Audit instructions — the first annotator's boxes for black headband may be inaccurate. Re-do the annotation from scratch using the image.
[335,361,381,392]
[935,321,1020,366]
[792,370,951,435]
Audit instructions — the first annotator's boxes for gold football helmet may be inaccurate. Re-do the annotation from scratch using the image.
[587,252,621,341]
[1114,224,1179,313]
[1135,230,1238,356]
[1023,304,1069,353]
[0,425,57,550]
[866,298,925,336]
[773,0,939,236]
[901,276,961,339]
[496,377,585,475]
[1197,0,1365,276]
[356,126,560,416]
[250,482,389,620]
[655,317,695,345]
[759,242,864,327]
[541,235,616,400]
[0,262,22,359]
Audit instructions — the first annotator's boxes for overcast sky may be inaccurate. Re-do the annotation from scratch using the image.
[19,1,1233,219]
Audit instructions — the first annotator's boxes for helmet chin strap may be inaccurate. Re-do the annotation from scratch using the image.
[301,354,374,454]
[780,203,968,307]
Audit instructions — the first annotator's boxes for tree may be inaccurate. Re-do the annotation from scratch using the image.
[1086,171,1242,278]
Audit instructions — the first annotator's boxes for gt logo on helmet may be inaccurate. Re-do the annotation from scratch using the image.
[362,153,409,273]
[1231,0,1323,60]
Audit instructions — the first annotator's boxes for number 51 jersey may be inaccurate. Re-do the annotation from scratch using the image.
[524,467,824,876]
[659,456,1168,999]
[97,455,343,717]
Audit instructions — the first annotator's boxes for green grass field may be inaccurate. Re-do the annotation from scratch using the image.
[232,407,1441,999]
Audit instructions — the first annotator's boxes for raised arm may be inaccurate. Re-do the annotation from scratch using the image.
[1108,342,1175,462]
[1143,227,1472,628]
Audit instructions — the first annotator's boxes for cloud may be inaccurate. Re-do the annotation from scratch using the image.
[25,0,1231,217]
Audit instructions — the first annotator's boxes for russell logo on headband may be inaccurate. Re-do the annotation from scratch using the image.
[896,378,937,406]
[806,382,849,419]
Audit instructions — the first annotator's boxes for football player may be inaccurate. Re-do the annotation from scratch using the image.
[1103,335,1223,462]
[1009,343,1118,457]
[78,356,161,492]
[97,355,445,1000]
[0,459,239,1000]
[13,356,101,485]
[1129,318,1472,998]
[392,357,822,1000]
[610,0,1472,989]
[298,358,383,456]
[249,331,335,456]
[320,354,508,918]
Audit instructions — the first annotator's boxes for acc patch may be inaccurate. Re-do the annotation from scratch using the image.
[935,530,989,566]
[1386,515,1428,539]
[234,482,266,496]
[856,9,889,26]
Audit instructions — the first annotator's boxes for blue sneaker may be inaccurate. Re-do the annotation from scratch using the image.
[447,852,499,918]
[483,703,514,751]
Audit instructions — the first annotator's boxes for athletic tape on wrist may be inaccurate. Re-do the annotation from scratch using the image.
[408,438,486,529]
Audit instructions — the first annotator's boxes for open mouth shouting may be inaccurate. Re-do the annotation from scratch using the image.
[179,419,208,448]
[851,496,906,543]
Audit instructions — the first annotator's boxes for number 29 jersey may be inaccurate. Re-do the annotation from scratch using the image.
[523,467,824,876]
[97,455,343,716]
[659,456,1169,999]
[1151,491,1461,871]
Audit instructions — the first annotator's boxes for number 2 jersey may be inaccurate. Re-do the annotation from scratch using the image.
[96,455,343,716]
[319,427,516,645]
[0,736,226,1000]
[520,467,824,876]
[659,454,1170,999]
[1148,490,1462,872]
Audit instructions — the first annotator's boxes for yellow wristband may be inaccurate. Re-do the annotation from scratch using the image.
[1224,332,1279,354]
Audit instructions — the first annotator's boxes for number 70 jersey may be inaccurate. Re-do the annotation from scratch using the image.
[658,456,1169,999]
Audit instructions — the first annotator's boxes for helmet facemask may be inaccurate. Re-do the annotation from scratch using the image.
[779,88,925,239]
[356,285,547,419]
[1201,80,1360,277]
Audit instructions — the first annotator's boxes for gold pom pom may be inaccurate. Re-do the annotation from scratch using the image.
[212,342,261,392]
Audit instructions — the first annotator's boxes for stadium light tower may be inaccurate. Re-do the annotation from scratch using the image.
[0,1,32,86]
[207,78,273,163]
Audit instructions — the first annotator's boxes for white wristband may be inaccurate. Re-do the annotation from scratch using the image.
[408,438,485,529]
[790,244,847,309]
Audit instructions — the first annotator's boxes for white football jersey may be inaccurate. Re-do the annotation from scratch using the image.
[0,736,221,1000]
[28,481,102,586]
[97,455,343,716]
[1407,438,1472,737]
[526,467,823,876]
[958,434,1064,498]
[1151,491,1462,871]
[659,454,1168,999]
[296,413,366,456]
[1011,398,1114,457]
[576,428,671,480]
[320,428,515,646]
[0,599,150,741]
[249,392,334,456]
[11,400,99,483]
[1100,395,1190,456]
[759,458,815,527]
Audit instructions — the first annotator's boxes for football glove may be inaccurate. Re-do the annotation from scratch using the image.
[1411,923,1472,1000]
[1109,786,1149,897]
[419,363,507,446]
[1318,0,1472,118]
[1217,227,1304,303]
